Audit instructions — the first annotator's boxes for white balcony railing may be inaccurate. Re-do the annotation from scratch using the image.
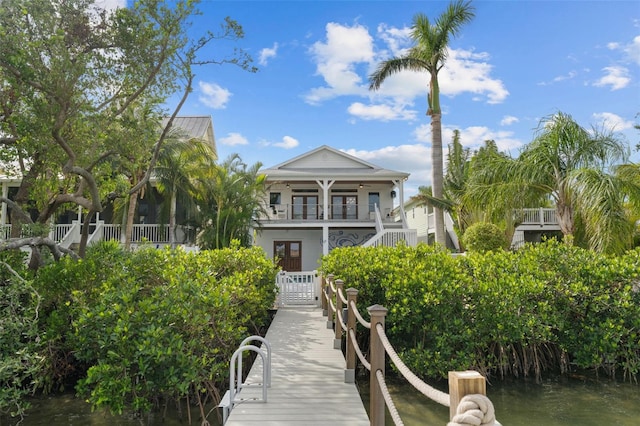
[264,203,389,222]
[519,208,558,226]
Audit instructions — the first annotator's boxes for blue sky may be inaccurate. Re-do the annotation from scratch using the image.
[122,1,640,196]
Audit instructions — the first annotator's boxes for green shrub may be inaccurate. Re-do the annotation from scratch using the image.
[321,240,640,381]
[461,222,507,253]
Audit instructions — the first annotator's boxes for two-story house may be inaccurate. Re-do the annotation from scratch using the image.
[254,145,416,272]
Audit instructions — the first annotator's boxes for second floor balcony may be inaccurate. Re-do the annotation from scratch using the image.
[263,203,395,223]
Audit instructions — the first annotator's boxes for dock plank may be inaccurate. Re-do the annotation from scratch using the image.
[225,307,369,425]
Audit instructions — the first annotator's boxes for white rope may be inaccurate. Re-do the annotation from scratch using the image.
[337,287,347,304]
[329,279,337,293]
[328,297,336,314]
[336,307,347,331]
[376,323,450,407]
[349,328,370,370]
[350,300,371,329]
[447,394,497,426]
[376,369,404,426]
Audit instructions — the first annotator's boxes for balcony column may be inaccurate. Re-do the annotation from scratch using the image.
[316,179,335,256]
[394,178,407,226]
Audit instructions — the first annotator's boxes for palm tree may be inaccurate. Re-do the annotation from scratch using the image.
[194,154,267,249]
[153,135,215,248]
[467,112,631,253]
[369,0,475,247]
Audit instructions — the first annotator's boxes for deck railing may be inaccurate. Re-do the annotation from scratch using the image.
[322,274,500,426]
[264,203,393,222]
[519,208,558,226]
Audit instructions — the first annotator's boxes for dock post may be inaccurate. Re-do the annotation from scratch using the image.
[326,274,334,329]
[344,288,358,383]
[448,371,486,421]
[368,304,388,426]
[334,279,344,349]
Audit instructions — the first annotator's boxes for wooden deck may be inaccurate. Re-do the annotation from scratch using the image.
[225,306,370,425]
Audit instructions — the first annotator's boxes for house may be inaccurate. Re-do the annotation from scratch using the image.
[254,145,417,272]
[0,116,215,247]
[402,197,562,251]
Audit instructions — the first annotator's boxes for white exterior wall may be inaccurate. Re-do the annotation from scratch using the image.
[255,229,324,271]
[404,204,431,243]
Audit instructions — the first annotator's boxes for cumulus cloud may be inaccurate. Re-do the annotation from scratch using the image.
[198,82,232,109]
[592,112,635,132]
[376,23,412,57]
[259,43,278,66]
[219,132,249,146]
[593,66,631,90]
[305,22,375,104]
[273,136,299,149]
[626,35,640,65]
[347,102,417,121]
[500,115,519,126]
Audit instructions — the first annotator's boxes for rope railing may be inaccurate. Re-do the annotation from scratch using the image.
[321,274,500,426]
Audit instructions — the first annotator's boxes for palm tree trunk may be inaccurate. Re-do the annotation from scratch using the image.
[169,190,176,248]
[556,201,575,245]
[431,112,446,247]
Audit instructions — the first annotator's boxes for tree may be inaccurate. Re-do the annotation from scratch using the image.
[153,131,216,248]
[0,0,256,264]
[467,112,632,253]
[194,154,267,250]
[369,0,475,247]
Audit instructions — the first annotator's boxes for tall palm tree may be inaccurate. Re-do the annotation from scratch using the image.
[467,112,631,253]
[369,0,475,247]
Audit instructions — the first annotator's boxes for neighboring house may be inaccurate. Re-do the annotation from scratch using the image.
[402,198,562,251]
[0,116,215,247]
[254,145,416,272]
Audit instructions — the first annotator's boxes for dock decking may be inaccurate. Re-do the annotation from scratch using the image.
[225,306,370,425]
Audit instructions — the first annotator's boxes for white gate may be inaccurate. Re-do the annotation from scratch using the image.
[276,271,317,306]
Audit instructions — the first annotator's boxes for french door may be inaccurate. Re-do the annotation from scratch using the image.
[274,241,302,272]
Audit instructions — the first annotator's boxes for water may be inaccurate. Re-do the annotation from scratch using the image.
[4,376,639,425]
[360,375,640,426]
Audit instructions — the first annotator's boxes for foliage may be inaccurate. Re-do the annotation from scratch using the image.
[461,222,507,253]
[0,252,44,421]
[68,243,277,418]
[6,241,277,422]
[321,241,640,382]
[466,112,633,254]
[195,154,268,249]
[0,0,256,260]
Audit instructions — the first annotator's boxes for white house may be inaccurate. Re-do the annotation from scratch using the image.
[254,145,417,272]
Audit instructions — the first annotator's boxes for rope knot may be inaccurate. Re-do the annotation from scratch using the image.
[447,394,496,426]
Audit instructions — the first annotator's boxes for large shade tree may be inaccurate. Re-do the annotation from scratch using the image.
[369,0,475,247]
[0,0,255,264]
[467,111,633,253]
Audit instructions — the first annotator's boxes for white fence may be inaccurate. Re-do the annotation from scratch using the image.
[275,271,318,306]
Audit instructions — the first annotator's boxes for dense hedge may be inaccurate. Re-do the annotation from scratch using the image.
[0,242,278,422]
[321,240,640,381]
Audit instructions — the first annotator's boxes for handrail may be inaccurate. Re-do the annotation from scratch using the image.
[321,274,500,426]
[219,336,271,424]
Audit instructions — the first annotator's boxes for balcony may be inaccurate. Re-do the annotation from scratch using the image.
[263,203,394,223]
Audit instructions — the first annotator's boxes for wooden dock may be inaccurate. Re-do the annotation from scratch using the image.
[225,306,370,425]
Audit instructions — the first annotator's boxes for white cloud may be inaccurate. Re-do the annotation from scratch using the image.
[219,132,249,146]
[343,144,432,195]
[626,35,640,66]
[305,22,375,104]
[376,23,412,57]
[539,70,578,85]
[592,112,634,132]
[274,136,299,149]
[347,102,417,121]
[259,43,279,66]
[500,115,519,126]
[414,123,523,153]
[198,82,232,109]
[593,66,631,90]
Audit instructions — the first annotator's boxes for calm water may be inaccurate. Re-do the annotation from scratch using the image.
[360,375,640,426]
[3,376,639,425]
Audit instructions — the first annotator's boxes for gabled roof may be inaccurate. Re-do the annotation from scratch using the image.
[260,145,409,181]
[162,116,217,160]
